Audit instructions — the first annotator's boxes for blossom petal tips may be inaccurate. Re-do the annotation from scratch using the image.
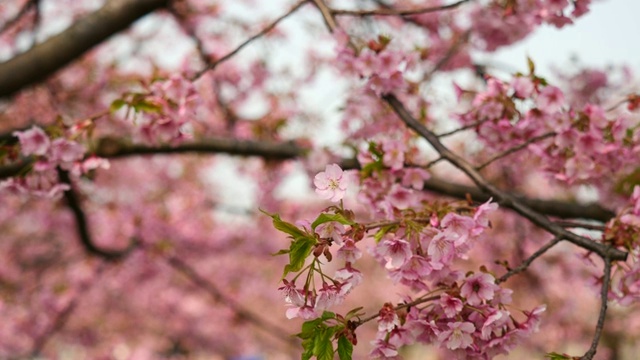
[314,163,348,202]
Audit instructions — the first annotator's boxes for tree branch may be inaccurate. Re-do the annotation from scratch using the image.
[581,257,612,360]
[497,236,562,284]
[383,94,627,262]
[0,0,169,98]
[57,168,136,261]
[0,137,616,222]
[190,0,308,80]
[331,0,471,17]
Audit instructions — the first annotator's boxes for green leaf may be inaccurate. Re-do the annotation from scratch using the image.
[311,213,355,231]
[261,210,307,239]
[527,56,535,75]
[299,318,325,339]
[344,306,364,320]
[320,311,335,320]
[283,236,315,277]
[301,337,315,360]
[337,335,353,360]
[373,225,395,243]
[313,328,335,360]
[110,99,128,112]
[132,99,162,114]
[271,248,290,256]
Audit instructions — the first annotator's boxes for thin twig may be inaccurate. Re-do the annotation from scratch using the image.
[436,118,490,138]
[476,132,556,170]
[331,0,471,17]
[580,257,612,360]
[354,294,440,327]
[165,255,298,348]
[497,236,562,284]
[191,0,308,80]
[424,29,470,80]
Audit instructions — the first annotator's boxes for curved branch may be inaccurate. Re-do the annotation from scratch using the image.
[383,94,627,262]
[57,168,136,261]
[0,0,169,98]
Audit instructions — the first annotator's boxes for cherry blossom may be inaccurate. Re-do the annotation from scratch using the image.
[314,163,348,202]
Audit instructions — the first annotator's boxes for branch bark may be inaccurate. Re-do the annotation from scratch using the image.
[0,136,616,222]
[0,0,169,98]
[383,94,627,262]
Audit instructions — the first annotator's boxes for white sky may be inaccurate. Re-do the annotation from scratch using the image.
[485,0,640,76]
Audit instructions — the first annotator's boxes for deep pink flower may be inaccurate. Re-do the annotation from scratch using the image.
[377,303,399,332]
[440,294,464,318]
[314,163,348,202]
[378,236,413,270]
[461,273,500,305]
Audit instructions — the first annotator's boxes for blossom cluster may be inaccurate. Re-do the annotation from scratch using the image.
[116,75,200,144]
[607,186,640,305]
[457,75,640,185]
[0,126,107,198]
[271,163,546,358]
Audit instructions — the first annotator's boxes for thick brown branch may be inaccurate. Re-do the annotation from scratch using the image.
[420,177,615,222]
[94,136,307,159]
[383,94,627,262]
[0,137,616,222]
[0,0,169,98]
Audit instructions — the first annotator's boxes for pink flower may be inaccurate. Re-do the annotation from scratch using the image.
[337,239,362,263]
[437,321,475,350]
[382,139,406,170]
[378,236,413,270]
[377,303,399,332]
[511,77,534,98]
[316,221,345,245]
[285,305,318,320]
[401,168,430,189]
[387,184,413,210]
[439,294,464,318]
[50,138,86,164]
[13,126,50,156]
[537,85,565,113]
[370,339,399,358]
[334,264,363,291]
[314,163,348,202]
[427,231,455,267]
[278,279,305,307]
[315,284,342,311]
[461,273,500,305]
